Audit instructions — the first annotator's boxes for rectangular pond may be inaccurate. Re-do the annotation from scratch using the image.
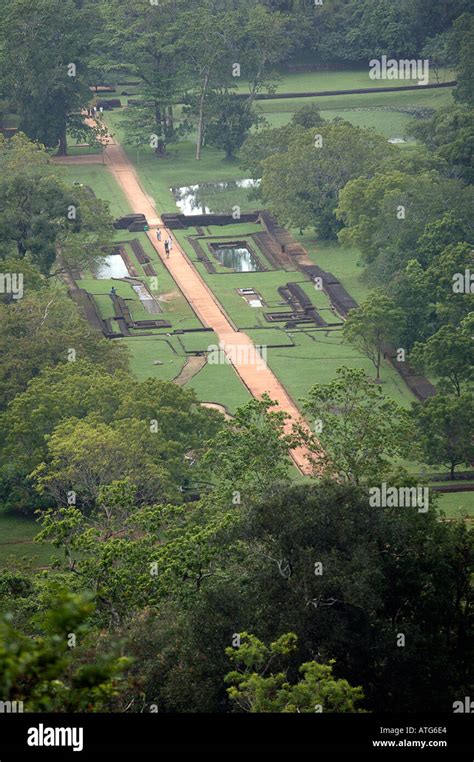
[95,254,130,279]
[171,178,260,215]
[211,242,261,272]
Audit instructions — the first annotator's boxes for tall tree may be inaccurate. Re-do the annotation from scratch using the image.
[205,92,259,160]
[300,366,412,483]
[452,13,474,106]
[411,322,474,396]
[102,0,188,158]
[0,134,115,273]
[0,0,99,154]
[0,589,130,711]
[343,292,404,381]
[337,170,474,279]
[411,393,474,479]
[179,1,239,160]
[260,122,390,238]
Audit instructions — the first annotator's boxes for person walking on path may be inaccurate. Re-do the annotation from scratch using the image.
[164,240,170,259]
[156,228,161,242]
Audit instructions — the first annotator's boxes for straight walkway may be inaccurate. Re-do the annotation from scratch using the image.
[57,134,316,473]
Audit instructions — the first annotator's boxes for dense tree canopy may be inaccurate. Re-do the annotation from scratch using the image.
[258,122,391,238]
[0,0,472,725]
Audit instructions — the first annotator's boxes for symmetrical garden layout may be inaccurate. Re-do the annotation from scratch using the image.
[66,175,422,426]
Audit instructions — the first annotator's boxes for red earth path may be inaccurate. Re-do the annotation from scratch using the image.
[56,135,316,474]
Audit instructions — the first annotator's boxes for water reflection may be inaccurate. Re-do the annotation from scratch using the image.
[213,245,261,272]
[95,254,129,279]
[171,178,260,215]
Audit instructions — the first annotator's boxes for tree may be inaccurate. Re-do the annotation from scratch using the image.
[0,0,99,155]
[425,242,474,326]
[421,33,453,83]
[409,106,474,184]
[199,395,291,508]
[386,260,436,352]
[0,360,222,513]
[102,0,188,158]
[411,322,474,396]
[225,632,365,713]
[337,170,474,279]
[0,589,130,711]
[300,367,412,484]
[452,13,474,106]
[0,134,115,274]
[260,123,391,238]
[36,494,241,623]
[415,212,472,267]
[30,417,177,509]
[239,122,297,179]
[291,103,325,129]
[411,393,474,479]
[205,93,259,160]
[343,292,404,380]
[178,0,239,160]
[36,474,472,713]
[237,4,289,106]
[0,292,127,410]
[179,1,288,160]
[134,480,472,712]
[0,257,46,305]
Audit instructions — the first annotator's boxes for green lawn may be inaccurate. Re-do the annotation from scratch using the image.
[122,335,186,381]
[59,164,130,218]
[434,491,474,520]
[235,68,455,94]
[298,237,370,304]
[258,86,454,138]
[264,329,415,409]
[0,514,55,568]
[184,360,251,413]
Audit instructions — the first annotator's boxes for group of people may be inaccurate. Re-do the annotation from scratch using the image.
[156,228,173,258]
[86,106,103,118]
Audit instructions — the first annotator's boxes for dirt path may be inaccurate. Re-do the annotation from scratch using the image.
[55,132,315,473]
[173,355,207,386]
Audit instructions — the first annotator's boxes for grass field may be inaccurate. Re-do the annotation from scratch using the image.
[235,68,455,94]
[258,85,454,137]
[59,164,131,218]
[434,491,474,520]
[100,80,455,224]
[0,514,54,567]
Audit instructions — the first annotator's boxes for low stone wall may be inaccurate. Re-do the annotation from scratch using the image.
[162,212,260,229]
[234,81,456,100]
[68,288,108,335]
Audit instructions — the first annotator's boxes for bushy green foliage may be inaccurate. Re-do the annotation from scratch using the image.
[225,632,365,713]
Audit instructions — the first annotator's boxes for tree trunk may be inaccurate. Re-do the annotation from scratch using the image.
[154,101,166,158]
[450,462,456,480]
[166,105,174,137]
[56,124,68,156]
[196,70,210,161]
[375,347,381,380]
